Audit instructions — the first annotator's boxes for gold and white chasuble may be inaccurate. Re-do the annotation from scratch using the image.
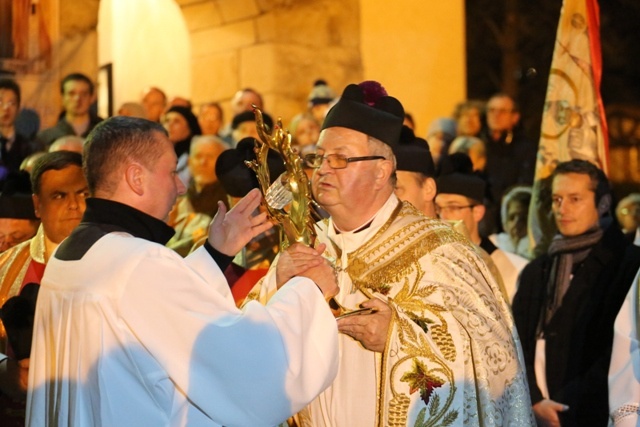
[250,195,534,426]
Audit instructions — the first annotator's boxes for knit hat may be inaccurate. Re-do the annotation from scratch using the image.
[215,137,285,198]
[166,106,201,136]
[393,126,435,177]
[308,79,336,106]
[322,81,404,146]
[231,111,274,130]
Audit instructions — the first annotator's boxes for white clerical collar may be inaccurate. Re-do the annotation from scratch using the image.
[330,194,399,236]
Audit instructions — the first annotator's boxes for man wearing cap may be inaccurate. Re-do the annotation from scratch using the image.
[435,170,528,303]
[392,126,437,218]
[0,151,87,423]
[253,82,534,426]
[0,173,39,253]
[229,111,273,147]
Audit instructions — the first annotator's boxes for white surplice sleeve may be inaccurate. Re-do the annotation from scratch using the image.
[121,245,338,426]
[609,269,640,427]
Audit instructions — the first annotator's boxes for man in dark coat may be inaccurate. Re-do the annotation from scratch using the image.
[513,159,637,427]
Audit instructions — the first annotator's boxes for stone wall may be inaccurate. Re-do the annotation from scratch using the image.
[180,0,362,126]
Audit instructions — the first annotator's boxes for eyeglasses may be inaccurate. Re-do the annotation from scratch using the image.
[303,153,386,169]
[0,101,17,108]
[434,204,476,215]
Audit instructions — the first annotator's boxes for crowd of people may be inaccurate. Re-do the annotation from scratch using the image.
[0,72,639,427]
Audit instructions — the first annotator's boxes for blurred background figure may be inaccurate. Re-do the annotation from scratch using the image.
[116,102,146,118]
[453,99,484,137]
[36,73,102,149]
[162,105,201,186]
[231,88,263,116]
[0,79,40,182]
[48,136,84,154]
[230,111,273,147]
[616,193,640,235]
[307,79,336,125]
[140,86,167,123]
[426,117,456,169]
[289,112,320,149]
[489,186,533,259]
[198,102,224,137]
[166,135,228,256]
[448,135,487,172]
[167,96,192,110]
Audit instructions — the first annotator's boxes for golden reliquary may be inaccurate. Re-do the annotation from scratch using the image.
[245,107,364,318]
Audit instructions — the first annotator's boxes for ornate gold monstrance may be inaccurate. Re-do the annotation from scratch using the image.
[244,107,316,248]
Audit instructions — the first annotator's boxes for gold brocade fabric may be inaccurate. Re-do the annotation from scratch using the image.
[250,200,535,426]
[0,225,46,354]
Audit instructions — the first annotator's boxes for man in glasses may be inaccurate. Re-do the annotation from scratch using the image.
[435,169,528,303]
[254,82,533,426]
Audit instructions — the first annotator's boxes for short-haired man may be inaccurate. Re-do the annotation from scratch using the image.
[253,82,534,426]
[513,159,635,427]
[27,116,340,426]
[36,73,103,148]
[0,151,87,423]
[480,93,537,234]
[0,79,40,178]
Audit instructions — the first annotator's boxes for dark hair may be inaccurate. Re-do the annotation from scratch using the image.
[60,73,94,95]
[84,116,167,195]
[30,151,83,195]
[0,78,21,106]
[552,159,610,204]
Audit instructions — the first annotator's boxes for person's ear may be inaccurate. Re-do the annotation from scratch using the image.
[32,194,41,219]
[374,160,394,189]
[472,203,485,223]
[423,177,437,202]
[125,163,145,196]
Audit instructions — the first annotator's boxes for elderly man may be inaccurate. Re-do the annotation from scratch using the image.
[0,151,87,423]
[513,160,635,427]
[36,73,102,148]
[166,135,228,256]
[26,116,339,427]
[253,82,534,426]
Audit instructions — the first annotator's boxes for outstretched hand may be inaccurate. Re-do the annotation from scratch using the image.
[207,188,273,256]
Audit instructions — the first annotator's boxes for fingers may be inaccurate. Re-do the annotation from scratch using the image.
[231,188,262,215]
[288,242,324,256]
[360,298,389,311]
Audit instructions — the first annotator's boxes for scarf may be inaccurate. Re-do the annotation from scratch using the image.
[539,225,603,331]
